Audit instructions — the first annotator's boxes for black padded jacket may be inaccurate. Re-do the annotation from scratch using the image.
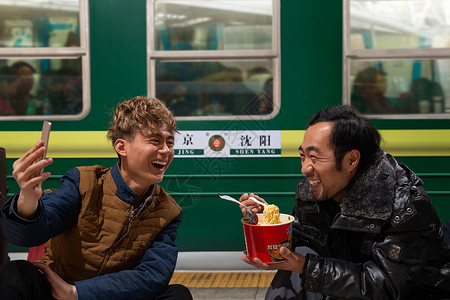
[294,152,450,299]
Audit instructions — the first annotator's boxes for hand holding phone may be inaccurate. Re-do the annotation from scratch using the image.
[15,121,52,218]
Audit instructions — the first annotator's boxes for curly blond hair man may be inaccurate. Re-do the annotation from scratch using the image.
[0,96,192,300]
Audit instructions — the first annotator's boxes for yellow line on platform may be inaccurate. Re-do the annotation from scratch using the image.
[169,272,275,288]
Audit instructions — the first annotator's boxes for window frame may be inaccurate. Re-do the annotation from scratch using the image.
[343,0,450,119]
[146,0,281,120]
[0,0,90,121]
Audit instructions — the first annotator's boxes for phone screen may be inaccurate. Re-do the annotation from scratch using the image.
[37,121,51,174]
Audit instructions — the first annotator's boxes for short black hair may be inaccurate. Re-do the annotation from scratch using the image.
[307,105,381,171]
[11,61,35,73]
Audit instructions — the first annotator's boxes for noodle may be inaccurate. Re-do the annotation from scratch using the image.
[259,204,281,225]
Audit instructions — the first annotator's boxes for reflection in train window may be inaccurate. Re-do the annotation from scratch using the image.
[154,0,272,51]
[156,60,273,117]
[350,0,450,50]
[149,0,280,120]
[350,60,449,115]
[0,58,82,116]
[0,0,80,48]
[344,0,450,118]
[0,0,89,120]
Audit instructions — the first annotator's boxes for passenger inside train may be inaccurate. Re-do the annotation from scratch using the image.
[156,61,269,117]
[351,66,397,114]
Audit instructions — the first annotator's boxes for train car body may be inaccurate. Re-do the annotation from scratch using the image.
[0,0,449,256]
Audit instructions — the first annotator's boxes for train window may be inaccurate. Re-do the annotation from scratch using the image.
[156,60,273,116]
[343,0,450,119]
[154,1,272,51]
[0,58,82,115]
[148,0,280,120]
[0,0,90,120]
[0,2,80,48]
[350,59,448,115]
[349,0,450,51]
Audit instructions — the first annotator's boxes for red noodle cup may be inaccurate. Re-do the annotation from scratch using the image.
[242,213,294,263]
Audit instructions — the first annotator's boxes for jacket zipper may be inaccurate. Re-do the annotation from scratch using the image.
[95,186,156,276]
[97,207,139,276]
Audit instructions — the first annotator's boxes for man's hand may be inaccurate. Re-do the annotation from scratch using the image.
[12,140,53,218]
[241,246,306,274]
[239,193,267,216]
[33,262,77,300]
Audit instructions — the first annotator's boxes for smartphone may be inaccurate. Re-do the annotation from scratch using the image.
[37,121,52,174]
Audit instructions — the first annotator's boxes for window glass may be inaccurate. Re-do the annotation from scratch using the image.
[156,60,273,116]
[154,0,272,50]
[350,0,450,50]
[0,0,80,48]
[0,58,82,116]
[350,59,449,114]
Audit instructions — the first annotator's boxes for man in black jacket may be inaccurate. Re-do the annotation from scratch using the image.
[240,105,450,299]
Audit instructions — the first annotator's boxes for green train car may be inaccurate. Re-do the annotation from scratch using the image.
[1,0,449,255]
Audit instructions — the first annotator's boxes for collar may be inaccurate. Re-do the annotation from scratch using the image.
[111,163,155,206]
[340,151,395,220]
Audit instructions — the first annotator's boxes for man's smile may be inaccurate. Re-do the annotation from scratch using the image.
[151,160,167,169]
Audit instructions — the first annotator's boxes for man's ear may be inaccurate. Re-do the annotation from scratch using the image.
[347,149,360,172]
[114,139,127,157]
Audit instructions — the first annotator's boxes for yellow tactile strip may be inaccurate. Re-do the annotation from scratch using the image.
[169,272,276,288]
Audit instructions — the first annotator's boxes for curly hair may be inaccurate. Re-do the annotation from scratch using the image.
[107,96,177,146]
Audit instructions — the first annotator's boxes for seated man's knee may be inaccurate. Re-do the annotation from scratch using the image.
[0,260,51,300]
[156,284,192,300]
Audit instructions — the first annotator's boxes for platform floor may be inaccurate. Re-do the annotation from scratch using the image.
[172,251,275,300]
[10,251,275,300]
[170,271,274,300]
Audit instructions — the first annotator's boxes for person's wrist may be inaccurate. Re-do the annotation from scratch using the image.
[298,255,306,274]
[17,193,40,219]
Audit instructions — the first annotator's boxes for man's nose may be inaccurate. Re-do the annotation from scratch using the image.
[159,142,171,154]
[301,161,313,175]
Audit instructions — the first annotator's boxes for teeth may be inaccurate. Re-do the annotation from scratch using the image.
[152,161,167,165]
[310,180,320,186]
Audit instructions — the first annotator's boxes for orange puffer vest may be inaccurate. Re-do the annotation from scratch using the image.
[41,165,181,284]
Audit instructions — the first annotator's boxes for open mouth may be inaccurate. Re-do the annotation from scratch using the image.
[309,179,321,187]
[152,161,166,170]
